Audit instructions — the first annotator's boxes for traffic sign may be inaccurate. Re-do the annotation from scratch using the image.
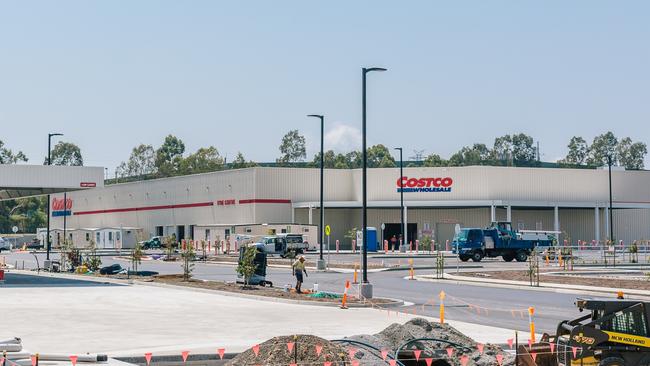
[11,226,18,233]
[380,223,385,230]
[325,225,331,236]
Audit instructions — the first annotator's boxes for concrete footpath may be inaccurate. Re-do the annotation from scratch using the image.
[415,273,650,298]
[1,271,521,357]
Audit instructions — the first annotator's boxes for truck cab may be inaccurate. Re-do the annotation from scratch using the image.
[452,228,485,262]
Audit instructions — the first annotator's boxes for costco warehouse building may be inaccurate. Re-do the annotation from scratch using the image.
[48,166,650,249]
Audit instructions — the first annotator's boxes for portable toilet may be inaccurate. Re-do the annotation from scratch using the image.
[356,227,378,252]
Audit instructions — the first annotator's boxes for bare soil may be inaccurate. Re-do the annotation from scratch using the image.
[461,270,650,290]
[147,274,395,305]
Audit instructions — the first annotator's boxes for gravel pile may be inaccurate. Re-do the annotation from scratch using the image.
[346,318,515,365]
[227,335,350,365]
[228,319,514,365]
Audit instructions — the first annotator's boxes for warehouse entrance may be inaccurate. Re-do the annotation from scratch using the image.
[382,223,417,250]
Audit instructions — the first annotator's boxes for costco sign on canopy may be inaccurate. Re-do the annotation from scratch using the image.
[397,176,453,193]
[52,197,73,217]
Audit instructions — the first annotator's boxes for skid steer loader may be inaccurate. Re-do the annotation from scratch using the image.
[518,298,650,366]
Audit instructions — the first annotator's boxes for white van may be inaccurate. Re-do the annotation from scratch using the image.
[0,237,11,252]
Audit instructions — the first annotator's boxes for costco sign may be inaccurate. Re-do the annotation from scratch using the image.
[397,176,453,193]
[52,197,73,217]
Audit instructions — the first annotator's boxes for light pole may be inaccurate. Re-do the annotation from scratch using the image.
[607,155,614,243]
[394,147,404,251]
[46,132,63,261]
[361,66,386,299]
[307,114,327,270]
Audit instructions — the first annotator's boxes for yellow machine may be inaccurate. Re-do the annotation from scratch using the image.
[519,298,650,366]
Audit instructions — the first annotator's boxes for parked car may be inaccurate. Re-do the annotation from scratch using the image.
[139,236,163,250]
[0,237,11,252]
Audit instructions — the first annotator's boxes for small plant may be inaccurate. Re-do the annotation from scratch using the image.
[420,235,433,252]
[180,240,196,281]
[344,227,358,250]
[131,241,144,272]
[200,240,207,262]
[84,238,102,271]
[236,245,258,288]
[163,235,176,261]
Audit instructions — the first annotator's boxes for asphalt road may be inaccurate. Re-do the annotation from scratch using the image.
[3,250,588,335]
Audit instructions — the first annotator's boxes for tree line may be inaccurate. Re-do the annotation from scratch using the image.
[283,130,647,170]
[0,130,646,233]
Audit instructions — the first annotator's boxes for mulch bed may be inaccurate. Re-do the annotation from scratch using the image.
[147,274,395,305]
[460,270,650,290]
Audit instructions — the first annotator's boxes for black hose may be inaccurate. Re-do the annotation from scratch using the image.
[332,339,406,366]
[395,337,473,361]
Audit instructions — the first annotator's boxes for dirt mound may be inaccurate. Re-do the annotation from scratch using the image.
[227,335,350,365]
[346,318,515,365]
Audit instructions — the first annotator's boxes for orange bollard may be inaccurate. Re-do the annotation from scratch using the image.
[409,259,414,280]
[181,239,186,251]
[415,240,419,253]
[439,291,446,324]
[409,241,413,252]
[353,263,359,284]
[207,240,211,253]
[384,240,388,254]
[528,307,536,343]
[340,280,350,309]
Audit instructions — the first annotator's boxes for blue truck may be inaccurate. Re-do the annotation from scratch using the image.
[452,221,557,262]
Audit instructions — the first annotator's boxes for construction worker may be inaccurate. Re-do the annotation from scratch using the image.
[292,255,308,294]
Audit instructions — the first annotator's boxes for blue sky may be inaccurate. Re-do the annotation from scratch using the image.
[1,1,648,172]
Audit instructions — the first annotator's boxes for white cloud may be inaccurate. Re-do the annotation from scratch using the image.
[325,123,362,152]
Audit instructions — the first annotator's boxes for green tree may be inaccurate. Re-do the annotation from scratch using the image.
[236,245,258,287]
[277,130,306,164]
[46,142,83,166]
[617,137,647,170]
[511,133,536,163]
[180,146,224,174]
[117,144,156,178]
[562,136,589,165]
[230,152,257,169]
[345,151,362,168]
[491,135,513,164]
[311,150,338,168]
[367,144,396,168]
[586,131,618,166]
[0,140,27,164]
[448,144,490,166]
[155,135,186,176]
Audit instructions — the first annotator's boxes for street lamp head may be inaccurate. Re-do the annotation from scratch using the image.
[394,147,402,151]
[306,114,324,120]
[49,133,63,138]
[364,67,387,74]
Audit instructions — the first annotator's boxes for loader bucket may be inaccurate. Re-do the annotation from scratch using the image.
[517,334,558,366]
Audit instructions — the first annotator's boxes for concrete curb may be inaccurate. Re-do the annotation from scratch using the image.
[413,273,650,299]
[10,269,404,308]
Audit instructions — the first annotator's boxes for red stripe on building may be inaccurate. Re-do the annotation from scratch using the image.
[74,202,214,216]
[238,199,292,204]
[72,199,291,216]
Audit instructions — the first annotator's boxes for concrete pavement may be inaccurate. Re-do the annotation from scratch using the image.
[1,272,522,357]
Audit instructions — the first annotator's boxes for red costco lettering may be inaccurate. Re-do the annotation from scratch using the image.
[396,176,453,188]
